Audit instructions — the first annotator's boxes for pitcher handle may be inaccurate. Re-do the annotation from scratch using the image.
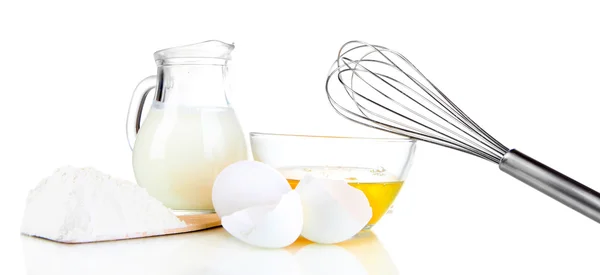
[126,75,156,150]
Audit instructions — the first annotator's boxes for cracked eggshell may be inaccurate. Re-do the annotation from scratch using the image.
[296,174,372,244]
[222,190,303,248]
[212,160,291,218]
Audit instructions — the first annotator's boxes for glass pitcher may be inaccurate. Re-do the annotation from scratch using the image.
[126,40,248,214]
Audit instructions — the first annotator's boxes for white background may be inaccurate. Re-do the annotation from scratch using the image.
[1,0,600,274]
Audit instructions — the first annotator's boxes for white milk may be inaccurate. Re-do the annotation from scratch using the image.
[133,103,247,212]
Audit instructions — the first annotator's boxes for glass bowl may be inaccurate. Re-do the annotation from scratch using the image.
[249,132,416,229]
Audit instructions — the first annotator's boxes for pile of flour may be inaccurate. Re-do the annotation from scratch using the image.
[21,166,186,242]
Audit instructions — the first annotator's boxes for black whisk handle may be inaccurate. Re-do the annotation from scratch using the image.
[499,149,600,223]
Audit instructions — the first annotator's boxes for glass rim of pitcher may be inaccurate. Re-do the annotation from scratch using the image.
[154,40,235,64]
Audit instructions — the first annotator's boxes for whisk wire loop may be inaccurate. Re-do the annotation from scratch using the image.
[339,59,505,158]
[326,41,508,163]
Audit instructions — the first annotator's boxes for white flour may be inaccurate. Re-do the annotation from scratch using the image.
[21,166,186,242]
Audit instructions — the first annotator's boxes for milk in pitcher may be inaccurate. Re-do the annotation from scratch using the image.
[133,103,247,211]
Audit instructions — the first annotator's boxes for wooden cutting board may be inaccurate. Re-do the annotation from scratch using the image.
[55,213,221,244]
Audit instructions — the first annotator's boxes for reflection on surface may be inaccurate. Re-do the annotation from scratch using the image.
[22,228,398,275]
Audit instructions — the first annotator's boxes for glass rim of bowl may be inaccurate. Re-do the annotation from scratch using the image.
[249,132,416,143]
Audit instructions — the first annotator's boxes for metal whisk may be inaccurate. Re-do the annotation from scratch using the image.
[326,41,600,223]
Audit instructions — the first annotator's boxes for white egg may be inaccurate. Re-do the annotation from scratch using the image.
[222,190,303,248]
[212,160,291,218]
[296,174,372,244]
